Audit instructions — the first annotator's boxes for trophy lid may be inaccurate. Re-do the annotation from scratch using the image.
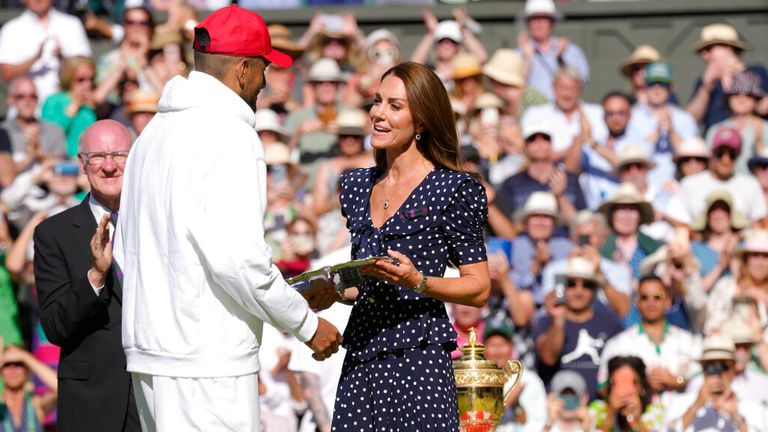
[459,327,487,361]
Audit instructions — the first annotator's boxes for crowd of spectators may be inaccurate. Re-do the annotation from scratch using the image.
[0,0,767,431]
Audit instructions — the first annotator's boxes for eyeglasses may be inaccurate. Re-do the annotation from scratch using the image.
[648,81,670,89]
[13,93,38,100]
[639,293,666,302]
[124,19,150,27]
[619,162,648,171]
[566,279,598,290]
[79,151,129,166]
[714,147,738,160]
[322,37,348,47]
[604,111,628,119]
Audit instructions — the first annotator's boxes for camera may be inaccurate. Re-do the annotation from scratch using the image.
[52,162,80,176]
[703,362,728,377]
[554,275,566,305]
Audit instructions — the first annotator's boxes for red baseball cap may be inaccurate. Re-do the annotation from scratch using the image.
[712,126,742,152]
[193,5,292,68]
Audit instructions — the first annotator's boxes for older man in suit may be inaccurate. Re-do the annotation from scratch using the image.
[33,120,139,432]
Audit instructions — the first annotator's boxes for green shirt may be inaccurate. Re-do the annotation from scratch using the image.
[41,91,97,158]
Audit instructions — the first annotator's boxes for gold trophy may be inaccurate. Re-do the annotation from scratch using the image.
[453,328,523,432]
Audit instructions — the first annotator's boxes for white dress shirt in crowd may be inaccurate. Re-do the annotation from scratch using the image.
[522,103,607,154]
[0,9,91,104]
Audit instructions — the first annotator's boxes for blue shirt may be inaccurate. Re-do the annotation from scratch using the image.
[520,36,590,101]
[338,167,488,361]
[496,170,587,218]
[689,64,768,132]
[511,233,573,304]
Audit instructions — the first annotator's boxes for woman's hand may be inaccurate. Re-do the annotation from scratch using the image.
[362,249,422,289]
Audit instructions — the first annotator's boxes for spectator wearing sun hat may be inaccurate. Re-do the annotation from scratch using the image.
[705,71,768,175]
[517,0,589,101]
[687,23,768,131]
[664,333,767,431]
[410,9,488,88]
[508,191,573,305]
[483,48,549,120]
[626,63,698,188]
[675,126,767,226]
[284,57,348,188]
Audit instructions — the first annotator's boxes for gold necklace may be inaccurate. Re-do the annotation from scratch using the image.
[383,194,392,209]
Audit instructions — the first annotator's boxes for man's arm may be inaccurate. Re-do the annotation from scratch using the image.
[33,218,110,346]
[535,298,566,366]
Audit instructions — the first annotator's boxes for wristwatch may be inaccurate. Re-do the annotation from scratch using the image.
[412,273,428,294]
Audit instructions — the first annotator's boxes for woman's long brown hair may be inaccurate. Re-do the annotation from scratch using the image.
[373,62,471,176]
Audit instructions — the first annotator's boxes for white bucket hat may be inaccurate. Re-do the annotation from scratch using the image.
[336,109,369,136]
[514,191,562,225]
[522,117,553,141]
[254,109,287,137]
[523,0,562,20]
[306,58,345,83]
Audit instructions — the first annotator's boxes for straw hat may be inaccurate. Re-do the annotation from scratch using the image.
[268,24,303,55]
[254,109,287,137]
[736,229,768,256]
[150,29,182,51]
[560,256,602,286]
[612,145,656,176]
[674,137,710,162]
[523,0,562,20]
[699,333,735,362]
[433,20,462,43]
[126,90,159,114]
[690,190,748,232]
[264,142,293,165]
[722,318,757,345]
[451,52,483,81]
[336,109,369,136]
[483,49,526,87]
[598,182,655,226]
[514,191,562,224]
[306,58,345,83]
[692,23,750,53]
[619,45,661,78]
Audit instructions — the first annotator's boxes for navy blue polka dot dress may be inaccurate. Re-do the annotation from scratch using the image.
[331,166,488,431]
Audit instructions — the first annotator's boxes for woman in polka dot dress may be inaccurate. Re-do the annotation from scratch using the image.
[331,62,491,431]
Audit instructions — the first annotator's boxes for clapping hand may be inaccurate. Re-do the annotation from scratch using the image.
[88,214,112,287]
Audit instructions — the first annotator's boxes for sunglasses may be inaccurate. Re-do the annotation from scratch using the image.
[703,362,730,376]
[678,157,707,164]
[639,293,666,302]
[74,75,94,84]
[714,147,738,159]
[322,37,348,47]
[566,279,598,290]
[619,162,648,171]
[648,81,670,89]
[752,163,768,171]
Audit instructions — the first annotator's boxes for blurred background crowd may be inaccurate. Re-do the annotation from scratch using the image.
[0,0,767,431]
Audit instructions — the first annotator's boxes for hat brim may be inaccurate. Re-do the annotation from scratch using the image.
[562,272,603,287]
[598,200,655,226]
[748,156,768,171]
[699,351,735,362]
[514,209,563,226]
[610,158,657,176]
[619,59,652,78]
[690,201,748,232]
[483,65,525,88]
[263,48,293,68]
[692,39,750,53]
[735,244,768,257]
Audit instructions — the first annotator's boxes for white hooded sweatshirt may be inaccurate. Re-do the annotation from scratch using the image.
[115,71,318,378]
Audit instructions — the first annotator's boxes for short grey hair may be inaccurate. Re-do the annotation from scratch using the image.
[555,66,583,84]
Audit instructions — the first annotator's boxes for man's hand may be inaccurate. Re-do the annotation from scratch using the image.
[306,318,342,361]
[647,367,675,392]
[88,214,112,287]
[303,278,338,311]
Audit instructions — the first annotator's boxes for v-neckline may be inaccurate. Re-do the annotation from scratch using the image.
[367,167,437,231]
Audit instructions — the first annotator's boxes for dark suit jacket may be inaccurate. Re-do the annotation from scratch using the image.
[33,198,138,432]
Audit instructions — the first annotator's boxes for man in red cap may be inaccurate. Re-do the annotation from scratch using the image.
[113,6,342,431]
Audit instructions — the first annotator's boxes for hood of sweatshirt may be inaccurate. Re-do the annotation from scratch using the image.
[157,71,256,128]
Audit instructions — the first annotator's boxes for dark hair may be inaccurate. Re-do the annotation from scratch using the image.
[601,91,632,106]
[638,275,665,291]
[607,356,652,411]
[123,7,154,31]
[374,62,469,176]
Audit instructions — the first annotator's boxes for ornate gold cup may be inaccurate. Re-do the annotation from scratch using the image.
[453,328,523,432]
